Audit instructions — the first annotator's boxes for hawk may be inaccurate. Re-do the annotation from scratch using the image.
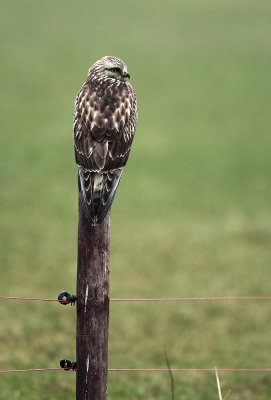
[73,56,138,225]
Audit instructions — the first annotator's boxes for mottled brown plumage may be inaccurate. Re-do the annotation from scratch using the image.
[73,56,138,225]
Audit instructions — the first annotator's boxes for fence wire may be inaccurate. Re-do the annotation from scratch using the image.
[1,367,271,374]
[1,295,271,303]
[0,294,270,376]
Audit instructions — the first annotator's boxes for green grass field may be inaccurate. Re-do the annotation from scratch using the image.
[0,0,271,398]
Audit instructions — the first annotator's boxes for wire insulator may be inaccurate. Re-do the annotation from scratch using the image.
[58,292,77,306]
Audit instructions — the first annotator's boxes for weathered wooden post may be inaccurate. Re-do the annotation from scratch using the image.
[73,55,138,399]
[76,206,110,399]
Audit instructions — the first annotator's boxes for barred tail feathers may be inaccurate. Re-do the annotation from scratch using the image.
[78,167,122,225]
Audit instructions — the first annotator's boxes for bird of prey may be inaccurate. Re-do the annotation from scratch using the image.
[73,56,138,225]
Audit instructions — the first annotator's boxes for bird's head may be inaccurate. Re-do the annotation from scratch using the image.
[87,56,130,82]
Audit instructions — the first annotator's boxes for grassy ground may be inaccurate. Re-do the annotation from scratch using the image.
[0,0,271,398]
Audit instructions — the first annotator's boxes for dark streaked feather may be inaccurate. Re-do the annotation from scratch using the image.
[74,79,137,172]
[78,167,122,225]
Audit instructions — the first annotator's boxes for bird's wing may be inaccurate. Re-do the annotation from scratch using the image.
[73,82,137,172]
[107,91,137,170]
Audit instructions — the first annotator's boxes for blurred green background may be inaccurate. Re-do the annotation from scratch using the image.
[0,0,271,399]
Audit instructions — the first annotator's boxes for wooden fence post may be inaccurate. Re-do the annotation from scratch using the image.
[76,200,110,399]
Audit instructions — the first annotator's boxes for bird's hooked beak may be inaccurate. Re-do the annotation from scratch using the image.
[122,70,130,80]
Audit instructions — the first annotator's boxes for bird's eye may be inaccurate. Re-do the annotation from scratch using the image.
[108,67,121,74]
